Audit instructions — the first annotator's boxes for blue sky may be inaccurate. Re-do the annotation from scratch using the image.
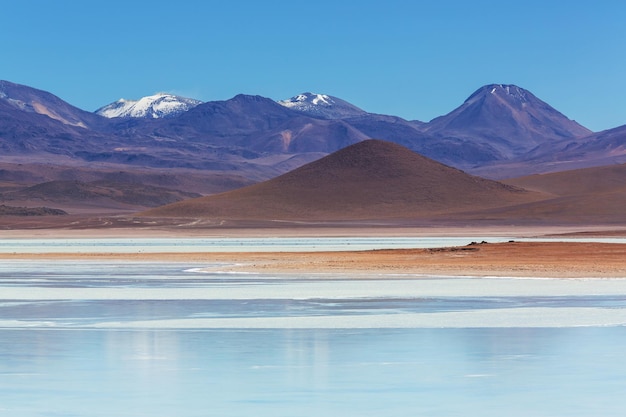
[2,0,625,131]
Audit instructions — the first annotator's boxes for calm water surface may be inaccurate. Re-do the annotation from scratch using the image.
[1,238,626,416]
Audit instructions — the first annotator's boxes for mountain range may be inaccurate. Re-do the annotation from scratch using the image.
[1,79,625,218]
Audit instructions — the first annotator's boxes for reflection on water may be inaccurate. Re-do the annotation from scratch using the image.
[2,256,626,416]
[2,328,626,416]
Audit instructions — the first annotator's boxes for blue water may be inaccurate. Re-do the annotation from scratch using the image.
[3,327,626,417]
[2,238,626,416]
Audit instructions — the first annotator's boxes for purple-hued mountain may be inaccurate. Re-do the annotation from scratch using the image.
[1,79,617,190]
[422,84,592,164]
[561,124,626,166]
[484,123,626,177]
[0,81,110,158]
[101,94,366,157]
[167,94,367,153]
[0,80,103,129]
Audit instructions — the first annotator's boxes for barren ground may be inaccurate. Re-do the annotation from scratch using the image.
[1,240,625,278]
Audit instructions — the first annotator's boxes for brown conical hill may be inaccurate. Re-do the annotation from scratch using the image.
[141,140,543,221]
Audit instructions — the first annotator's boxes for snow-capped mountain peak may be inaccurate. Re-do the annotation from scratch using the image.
[284,93,334,107]
[278,92,365,119]
[488,84,529,103]
[464,84,531,106]
[95,93,202,119]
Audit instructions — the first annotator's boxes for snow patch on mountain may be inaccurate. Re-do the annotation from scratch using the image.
[278,92,366,119]
[95,93,202,119]
[489,84,528,103]
[280,93,334,110]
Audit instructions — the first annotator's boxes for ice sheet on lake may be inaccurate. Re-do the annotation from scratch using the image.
[4,277,626,300]
[3,258,626,331]
[93,307,626,329]
[4,276,626,329]
[3,307,626,329]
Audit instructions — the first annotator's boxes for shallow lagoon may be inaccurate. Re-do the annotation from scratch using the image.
[2,238,626,416]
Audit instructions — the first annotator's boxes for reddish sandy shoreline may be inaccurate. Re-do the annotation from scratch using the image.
[1,241,625,278]
[1,224,625,278]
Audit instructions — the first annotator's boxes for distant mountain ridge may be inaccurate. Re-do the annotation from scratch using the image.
[2,79,624,192]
